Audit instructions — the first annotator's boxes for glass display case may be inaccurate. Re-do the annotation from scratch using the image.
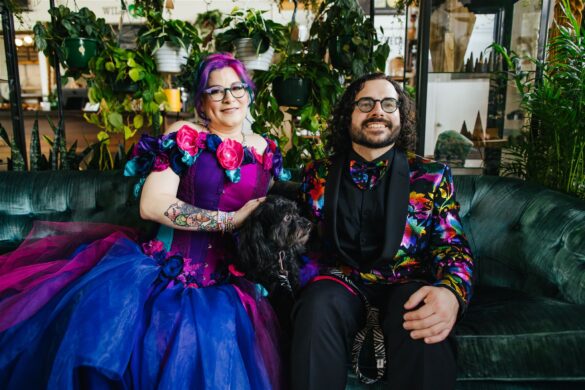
[410,0,552,174]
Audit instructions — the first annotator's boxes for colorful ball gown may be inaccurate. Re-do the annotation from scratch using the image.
[0,126,291,389]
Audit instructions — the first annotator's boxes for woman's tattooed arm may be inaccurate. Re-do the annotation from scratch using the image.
[164,201,219,230]
[164,201,235,232]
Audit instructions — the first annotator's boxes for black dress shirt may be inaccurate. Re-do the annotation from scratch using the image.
[337,148,396,267]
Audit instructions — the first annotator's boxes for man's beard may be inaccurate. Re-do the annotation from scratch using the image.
[350,118,400,149]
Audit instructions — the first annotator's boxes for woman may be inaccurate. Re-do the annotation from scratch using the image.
[0,53,288,389]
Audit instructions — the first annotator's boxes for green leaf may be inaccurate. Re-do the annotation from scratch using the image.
[107,112,124,130]
[128,68,143,81]
[133,114,144,129]
[154,91,167,104]
[30,114,41,171]
[124,126,137,141]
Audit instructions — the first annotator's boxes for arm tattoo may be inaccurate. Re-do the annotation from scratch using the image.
[164,202,220,231]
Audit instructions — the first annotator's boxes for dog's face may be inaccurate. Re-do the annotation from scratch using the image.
[254,196,312,251]
[236,196,312,291]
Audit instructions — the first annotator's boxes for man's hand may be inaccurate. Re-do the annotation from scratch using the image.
[402,286,459,344]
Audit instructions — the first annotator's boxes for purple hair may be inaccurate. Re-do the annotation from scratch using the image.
[193,53,256,121]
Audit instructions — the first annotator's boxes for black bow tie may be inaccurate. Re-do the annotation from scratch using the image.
[349,159,389,190]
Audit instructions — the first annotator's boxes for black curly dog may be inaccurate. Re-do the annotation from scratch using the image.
[236,195,312,295]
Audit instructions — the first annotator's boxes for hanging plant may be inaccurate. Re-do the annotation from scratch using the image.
[252,39,343,172]
[215,7,288,55]
[85,43,166,146]
[33,6,114,79]
[137,11,201,73]
[308,0,390,79]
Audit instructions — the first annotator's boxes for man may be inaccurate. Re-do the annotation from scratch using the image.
[292,73,474,389]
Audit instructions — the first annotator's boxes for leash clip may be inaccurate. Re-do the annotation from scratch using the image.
[278,250,288,276]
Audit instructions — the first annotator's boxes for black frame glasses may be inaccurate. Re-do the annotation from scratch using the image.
[353,97,400,114]
[203,82,249,102]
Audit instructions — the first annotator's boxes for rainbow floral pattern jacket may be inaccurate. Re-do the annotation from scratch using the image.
[300,150,474,310]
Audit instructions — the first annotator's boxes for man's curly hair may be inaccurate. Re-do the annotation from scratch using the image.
[326,73,417,156]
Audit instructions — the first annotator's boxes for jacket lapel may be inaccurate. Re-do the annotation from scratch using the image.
[323,154,359,268]
[370,149,410,269]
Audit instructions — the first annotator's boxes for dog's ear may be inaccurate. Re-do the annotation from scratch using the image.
[237,214,273,276]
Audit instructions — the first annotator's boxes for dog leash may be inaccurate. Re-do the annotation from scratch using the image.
[326,269,386,384]
[277,250,294,297]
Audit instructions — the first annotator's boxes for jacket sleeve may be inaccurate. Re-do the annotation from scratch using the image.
[299,161,325,224]
[429,165,474,314]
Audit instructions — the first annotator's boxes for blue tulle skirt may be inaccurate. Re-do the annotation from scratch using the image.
[0,223,278,389]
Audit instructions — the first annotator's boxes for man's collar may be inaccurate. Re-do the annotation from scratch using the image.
[349,146,395,164]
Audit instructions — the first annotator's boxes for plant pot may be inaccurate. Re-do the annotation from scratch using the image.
[235,38,274,71]
[154,42,190,73]
[163,88,181,112]
[273,77,310,107]
[63,38,99,70]
[328,36,353,71]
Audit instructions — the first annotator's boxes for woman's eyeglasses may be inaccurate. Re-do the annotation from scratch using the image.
[203,83,249,102]
[353,97,400,113]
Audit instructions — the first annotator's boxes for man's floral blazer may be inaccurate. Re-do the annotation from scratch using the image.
[300,150,475,311]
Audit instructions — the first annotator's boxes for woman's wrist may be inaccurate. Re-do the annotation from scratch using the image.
[218,210,236,233]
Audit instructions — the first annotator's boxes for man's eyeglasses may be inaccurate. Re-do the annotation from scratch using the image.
[353,97,400,114]
[203,83,249,102]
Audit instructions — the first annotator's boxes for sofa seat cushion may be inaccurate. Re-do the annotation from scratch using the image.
[456,286,585,381]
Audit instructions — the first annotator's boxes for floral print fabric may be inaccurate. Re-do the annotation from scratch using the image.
[300,152,474,310]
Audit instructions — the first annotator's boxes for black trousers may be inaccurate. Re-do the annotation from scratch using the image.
[290,280,457,390]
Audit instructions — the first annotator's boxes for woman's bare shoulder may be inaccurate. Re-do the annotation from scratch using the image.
[164,121,207,135]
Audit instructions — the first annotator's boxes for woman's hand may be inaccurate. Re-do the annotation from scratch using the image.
[233,197,266,228]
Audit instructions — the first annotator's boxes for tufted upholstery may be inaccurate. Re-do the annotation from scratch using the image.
[0,171,157,254]
[1,172,585,389]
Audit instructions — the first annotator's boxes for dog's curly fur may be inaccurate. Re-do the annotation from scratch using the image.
[236,195,312,294]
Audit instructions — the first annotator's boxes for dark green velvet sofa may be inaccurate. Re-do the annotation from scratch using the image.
[1,171,585,389]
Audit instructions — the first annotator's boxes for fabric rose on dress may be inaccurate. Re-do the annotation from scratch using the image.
[196,132,208,149]
[216,138,244,170]
[206,134,222,152]
[266,138,277,152]
[161,255,184,279]
[263,151,273,170]
[153,153,170,171]
[271,149,283,177]
[136,134,160,155]
[176,125,199,156]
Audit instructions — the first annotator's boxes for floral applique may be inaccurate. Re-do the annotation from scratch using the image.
[142,239,222,288]
[124,125,290,192]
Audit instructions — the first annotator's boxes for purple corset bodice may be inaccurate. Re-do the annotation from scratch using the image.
[170,150,272,287]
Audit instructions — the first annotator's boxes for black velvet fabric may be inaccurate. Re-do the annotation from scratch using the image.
[1,172,585,388]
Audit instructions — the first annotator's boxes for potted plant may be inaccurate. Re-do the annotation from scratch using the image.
[251,41,343,172]
[493,0,585,200]
[138,11,201,74]
[270,50,312,107]
[195,9,223,50]
[33,6,114,78]
[85,43,167,141]
[215,7,287,71]
[308,0,389,78]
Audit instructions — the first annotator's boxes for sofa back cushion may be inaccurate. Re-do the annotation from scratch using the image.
[454,175,585,305]
[0,171,157,254]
